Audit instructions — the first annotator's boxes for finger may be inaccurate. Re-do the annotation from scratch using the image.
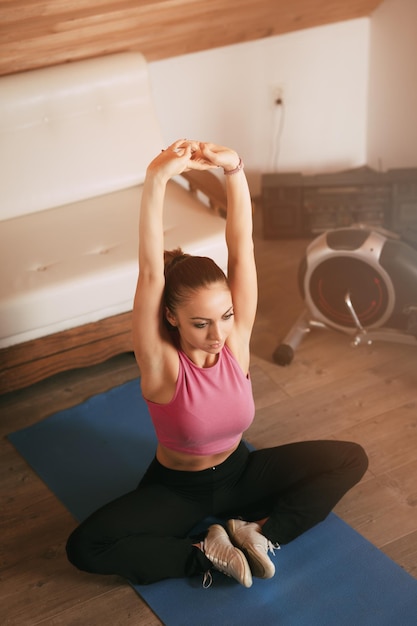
[165,139,188,155]
[171,139,200,150]
[199,143,218,160]
[186,140,200,152]
[169,138,187,149]
[172,143,193,158]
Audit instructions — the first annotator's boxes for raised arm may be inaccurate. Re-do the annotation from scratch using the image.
[200,144,257,342]
[133,140,194,398]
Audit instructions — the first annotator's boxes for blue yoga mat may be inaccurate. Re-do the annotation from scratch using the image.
[8,379,417,626]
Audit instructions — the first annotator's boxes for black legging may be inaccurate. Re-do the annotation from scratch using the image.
[66,439,368,585]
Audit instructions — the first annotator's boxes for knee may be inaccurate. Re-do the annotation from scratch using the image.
[66,525,98,573]
[344,441,369,481]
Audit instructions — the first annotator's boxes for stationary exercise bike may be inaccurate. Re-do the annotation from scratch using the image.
[273,225,417,365]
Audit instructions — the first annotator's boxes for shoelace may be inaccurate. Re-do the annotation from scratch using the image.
[267,539,280,556]
[200,538,236,588]
[202,570,213,588]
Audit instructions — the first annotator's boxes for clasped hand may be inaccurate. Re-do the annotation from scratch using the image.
[148,139,239,180]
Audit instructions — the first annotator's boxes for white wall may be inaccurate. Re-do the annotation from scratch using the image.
[367,0,417,170]
[149,19,370,194]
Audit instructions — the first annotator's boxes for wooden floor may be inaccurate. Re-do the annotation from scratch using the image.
[1,224,417,625]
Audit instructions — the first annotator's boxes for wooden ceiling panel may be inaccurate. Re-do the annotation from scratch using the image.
[0,0,383,76]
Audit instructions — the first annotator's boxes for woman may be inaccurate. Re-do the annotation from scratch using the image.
[66,140,368,588]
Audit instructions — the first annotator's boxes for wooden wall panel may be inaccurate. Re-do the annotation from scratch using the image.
[0,0,382,77]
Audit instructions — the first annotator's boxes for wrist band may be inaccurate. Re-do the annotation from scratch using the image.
[224,157,244,175]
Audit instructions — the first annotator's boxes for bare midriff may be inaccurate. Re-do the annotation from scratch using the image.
[156,441,240,471]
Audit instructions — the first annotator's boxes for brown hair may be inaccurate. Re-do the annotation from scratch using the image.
[163,248,229,317]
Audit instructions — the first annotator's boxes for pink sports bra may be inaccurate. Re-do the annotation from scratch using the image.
[145,345,255,455]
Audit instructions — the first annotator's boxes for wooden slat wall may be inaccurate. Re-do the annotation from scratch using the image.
[0,0,382,77]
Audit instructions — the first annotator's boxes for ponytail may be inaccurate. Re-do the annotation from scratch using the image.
[163,248,228,317]
[163,248,191,276]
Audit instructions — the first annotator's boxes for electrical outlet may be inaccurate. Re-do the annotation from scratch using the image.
[270,84,284,106]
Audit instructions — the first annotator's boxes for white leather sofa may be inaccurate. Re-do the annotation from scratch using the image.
[0,53,228,394]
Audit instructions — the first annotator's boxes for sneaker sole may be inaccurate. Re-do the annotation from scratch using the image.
[243,545,275,579]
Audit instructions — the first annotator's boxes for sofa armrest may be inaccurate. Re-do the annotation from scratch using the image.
[180,170,227,218]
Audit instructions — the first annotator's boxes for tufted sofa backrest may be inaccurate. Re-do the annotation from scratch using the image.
[0,52,164,221]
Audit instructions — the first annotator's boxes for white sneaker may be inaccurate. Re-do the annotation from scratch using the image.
[227,519,278,579]
[203,524,253,588]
